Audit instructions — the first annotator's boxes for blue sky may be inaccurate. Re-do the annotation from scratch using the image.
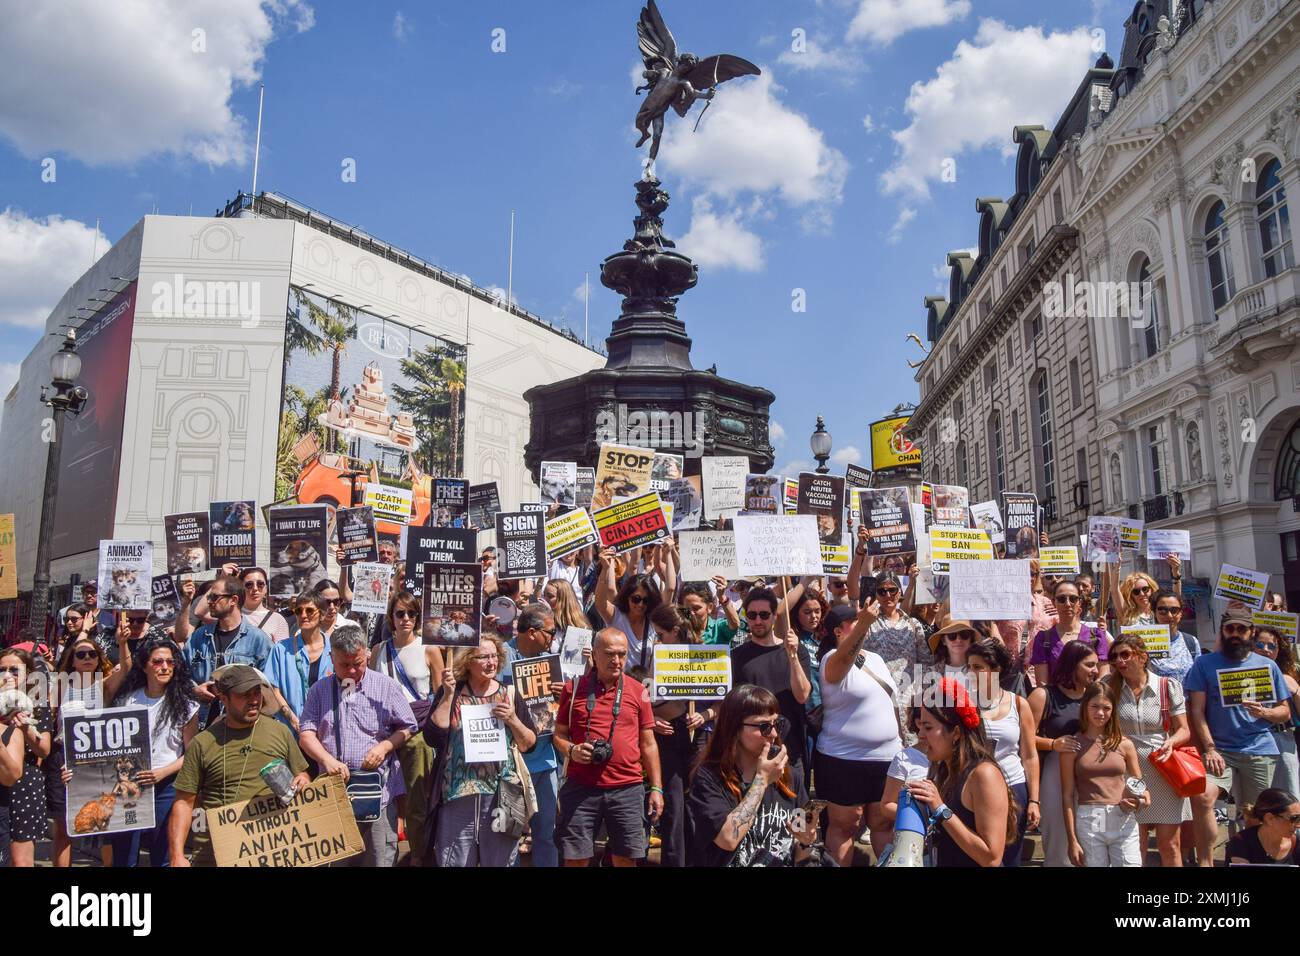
[0,0,1131,474]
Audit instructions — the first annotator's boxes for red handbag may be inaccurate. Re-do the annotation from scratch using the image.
[1151,676,1207,797]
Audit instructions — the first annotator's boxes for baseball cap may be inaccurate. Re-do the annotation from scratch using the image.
[825,604,858,630]
[1221,607,1254,628]
[214,664,275,701]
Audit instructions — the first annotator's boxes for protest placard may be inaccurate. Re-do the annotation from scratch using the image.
[267,506,329,600]
[164,512,210,575]
[545,507,599,561]
[350,562,392,614]
[782,477,799,516]
[702,456,748,519]
[421,563,482,646]
[913,567,937,605]
[1252,610,1299,641]
[540,461,578,508]
[208,500,256,565]
[932,485,969,527]
[1086,516,1121,563]
[1213,564,1269,609]
[150,574,180,627]
[797,473,845,545]
[512,654,562,736]
[744,474,781,514]
[63,706,153,837]
[363,483,413,523]
[845,464,872,489]
[593,443,656,510]
[97,541,153,611]
[732,515,823,577]
[651,453,685,492]
[559,627,593,680]
[1119,518,1144,552]
[821,536,850,576]
[593,492,669,553]
[431,479,469,527]
[521,502,547,514]
[948,560,1032,620]
[1039,546,1082,576]
[335,506,378,564]
[652,646,732,700]
[461,703,507,762]
[468,482,502,530]
[1146,529,1192,561]
[678,531,739,581]
[859,487,915,556]
[1215,665,1279,707]
[403,526,476,599]
[209,775,363,868]
[496,511,547,579]
[968,501,1005,545]
[1001,492,1038,558]
[0,514,14,601]
[928,527,993,575]
[664,476,702,530]
[1122,623,1171,660]
[575,467,596,510]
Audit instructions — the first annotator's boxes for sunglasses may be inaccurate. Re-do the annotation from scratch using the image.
[876,588,900,597]
[745,610,772,620]
[1133,586,1152,595]
[1156,606,1182,615]
[391,609,417,620]
[298,609,321,620]
[148,659,174,669]
[1278,813,1300,825]
[830,581,847,589]
[1113,651,1137,662]
[743,717,789,736]
[1054,594,1082,604]
[74,650,98,661]
[245,580,267,589]
[322,598,341,607]
[628,594,648,605]
[1223,624,1253,636]
[65,617,83,625]
[946,631,976,642]
[1255,641,1278,652]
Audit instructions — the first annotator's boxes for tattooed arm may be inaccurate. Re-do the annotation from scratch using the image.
[823,599,878,685]
[713,743,789,853]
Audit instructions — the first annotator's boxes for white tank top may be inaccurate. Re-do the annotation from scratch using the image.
[983,695,1026,786]
[384,640,431,702]
[816,651,904,762]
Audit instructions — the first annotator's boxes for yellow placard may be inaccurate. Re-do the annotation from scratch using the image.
[1215,666,1278,707]
[1039,546,1081,575]
[870,416,922,472]
[543,508,599,561]
[651,646,732,700]
[929,526,993,573]
[1121,623,1171,660]
[363,484,413,521]
[0,514,15,601]
[1252,610,1299,641]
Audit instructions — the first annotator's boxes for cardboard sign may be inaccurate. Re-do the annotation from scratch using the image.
[164,512,210,575]
[540,461,578,508]
[1146,529,1191,562]
[421,563,482,646]
[559,627,593,681]
[593,443,656,510]
[97,540,153,611]
[209,775,363,868]
[461,703,508,762]
[63,706,153,837]
[844,464,872,489]
[1039,546,1082,576]
[928,527,993,575]
[732,515,823,577]
[150,574,180,627]
[859,487,915,556]
[1215,665,1279,707]
[350,562,392,614]
[209,500,256,565]
[931,485,969,527]
[1119,518,1144,552]
[267,506,329,600]
[744,474,782,514]
[512,654,561,736]
[1214,564,1269,609]
[593,492,670,553]
[652,645,732,700]
[1122,623,1171,660]
[0,514,14,601]
[1086,516,1121,563]
[678,531,739,581]
[1252,610,1299,641]
[545,508,599,561]
[948,559,1032,620]
[575,468,596,511]
[650,453,685,493]
[1001,492,1039,559]
[797,473,845,545]
[363,483,413,523]
[468,482,502,530]
[664,476,702,531]
[403,526,476,599]
[495,511,547,580]
[702,456,748,520]
[968,501,1005,545]
[336,506,378,565]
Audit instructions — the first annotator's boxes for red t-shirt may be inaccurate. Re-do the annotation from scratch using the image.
[558,672,654,789]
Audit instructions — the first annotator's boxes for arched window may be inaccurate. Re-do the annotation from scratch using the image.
[1275,419,1300,500]
[956,440,969,487]
[1257,158,1294,278]
[1136,257,1160,359]
[1204,200,1236,315]
[481,456,504,484]
[988,412,1005,498]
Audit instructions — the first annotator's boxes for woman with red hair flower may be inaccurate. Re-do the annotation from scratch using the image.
[907,677,1019,867]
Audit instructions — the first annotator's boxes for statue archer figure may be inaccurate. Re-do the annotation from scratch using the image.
[633,0,760,168]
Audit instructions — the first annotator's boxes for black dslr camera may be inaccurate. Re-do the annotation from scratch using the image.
[588,738,614,763]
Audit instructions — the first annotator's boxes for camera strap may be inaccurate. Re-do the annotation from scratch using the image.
[585,673,623,741]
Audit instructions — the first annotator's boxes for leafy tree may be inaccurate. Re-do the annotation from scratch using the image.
[392,344,465,477]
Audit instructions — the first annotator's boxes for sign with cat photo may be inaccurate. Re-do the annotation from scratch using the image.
[164,512,210,575]
[97,540,153,611]
[63,706,154,837]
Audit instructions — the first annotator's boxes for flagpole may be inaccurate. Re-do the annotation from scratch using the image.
[251,84,265,208]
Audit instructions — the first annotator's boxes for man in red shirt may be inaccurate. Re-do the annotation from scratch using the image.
[554,628,663,866]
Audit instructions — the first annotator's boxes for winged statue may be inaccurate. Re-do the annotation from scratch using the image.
[634,0,760,166]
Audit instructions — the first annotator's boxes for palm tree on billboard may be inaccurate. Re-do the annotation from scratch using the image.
[392,345,465,476]
[439,356,466,475]
[285,289,357,453]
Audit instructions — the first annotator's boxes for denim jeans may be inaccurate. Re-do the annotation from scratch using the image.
[1075,804,1141,867]
[109,780,177,867]
[517,767,558,868]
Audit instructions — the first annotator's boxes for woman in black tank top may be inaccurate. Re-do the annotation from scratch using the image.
[907,677,1018,867]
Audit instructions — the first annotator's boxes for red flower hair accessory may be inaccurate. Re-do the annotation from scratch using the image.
[938,676,981,729]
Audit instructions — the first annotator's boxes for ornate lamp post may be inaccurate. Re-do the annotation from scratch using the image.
[31,330,88,634]
[810,416,832,475]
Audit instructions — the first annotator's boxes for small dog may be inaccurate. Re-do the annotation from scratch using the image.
[270,539,327,594]
[73,793,116,834]
[112,758,142,807]
[217,501,255,531]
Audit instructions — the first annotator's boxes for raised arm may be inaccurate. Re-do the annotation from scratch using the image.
[823,600,878,686]
[593,548,619,625]
[847,526,869,604]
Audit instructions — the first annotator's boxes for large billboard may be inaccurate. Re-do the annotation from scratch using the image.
[54,281,136,559]
[869,415,922,473]
[276,287,467,536]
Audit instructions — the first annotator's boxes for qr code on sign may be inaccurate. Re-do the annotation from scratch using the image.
[506,539,534,569]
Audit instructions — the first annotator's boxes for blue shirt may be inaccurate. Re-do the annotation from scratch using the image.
[500,640,558,775]
[1184,651,1292,756]
[182,617,274,686]
[265,635,336,726]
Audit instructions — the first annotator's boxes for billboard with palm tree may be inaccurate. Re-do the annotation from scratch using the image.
[276,287,467,533]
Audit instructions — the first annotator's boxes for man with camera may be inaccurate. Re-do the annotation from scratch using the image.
[554,628,662,866]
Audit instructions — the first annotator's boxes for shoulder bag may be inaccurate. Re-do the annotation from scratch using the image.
[1150,676,1206,798]
[490,685,539,837]
[333,677,384,823]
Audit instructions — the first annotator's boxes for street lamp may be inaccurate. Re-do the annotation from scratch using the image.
[31,330,88,635]
[810,416,832,474]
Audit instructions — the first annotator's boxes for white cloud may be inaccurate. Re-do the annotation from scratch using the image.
[0,209,106,329]
[776,459,812,477]
[0,0,313,166]
[862,114,876,133]
[887,206,916,245]
[777,38,862,74]
[769,421,787,445]
[831,445,863,465]
[848,0,971,46]
[393,11,410,41]
[880,20,1095,200]
[547,78,582,98]
[676,198,764,273]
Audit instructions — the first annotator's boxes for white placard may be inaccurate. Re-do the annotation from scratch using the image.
[97,540,153,611]
[678,531,740,581]
[349,562,392,614]
[1086,517,1121,562]
[947,559,1033,620]
[702,457,748,520]
[460,703,507,763]
[732,515,823,577]
[913,567,936,605]
[559,627,593,680]
[1146,529,1191,561]
[969,501,1005,545]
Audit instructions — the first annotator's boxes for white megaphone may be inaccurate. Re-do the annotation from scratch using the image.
[877,785,929,867]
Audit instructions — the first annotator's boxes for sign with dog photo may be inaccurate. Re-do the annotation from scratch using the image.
[404,526,477,600]
[164,512,210,575]
[421,563,482,647]
[209,500,256,565]
[267,505,330,599]
[593,443,656,511]
[336,506,378,565]
[540,461,579,509]
[63,705,154,837]
[97,540,152,611]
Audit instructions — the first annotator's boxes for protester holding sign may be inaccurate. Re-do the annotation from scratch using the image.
[681,580,740,646]
[0,648,52,867]
[1247,627,1299,798]
[1029,580,1110,688]
[1184,607,1294,867]
[1103,560,1180,628]
[594,547,665,672]
[1148,590,1201,685]
[860,574,930,737]
[180,575,275,717]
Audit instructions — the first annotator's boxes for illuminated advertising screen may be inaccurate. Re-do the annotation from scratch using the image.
[869,415,922,473]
